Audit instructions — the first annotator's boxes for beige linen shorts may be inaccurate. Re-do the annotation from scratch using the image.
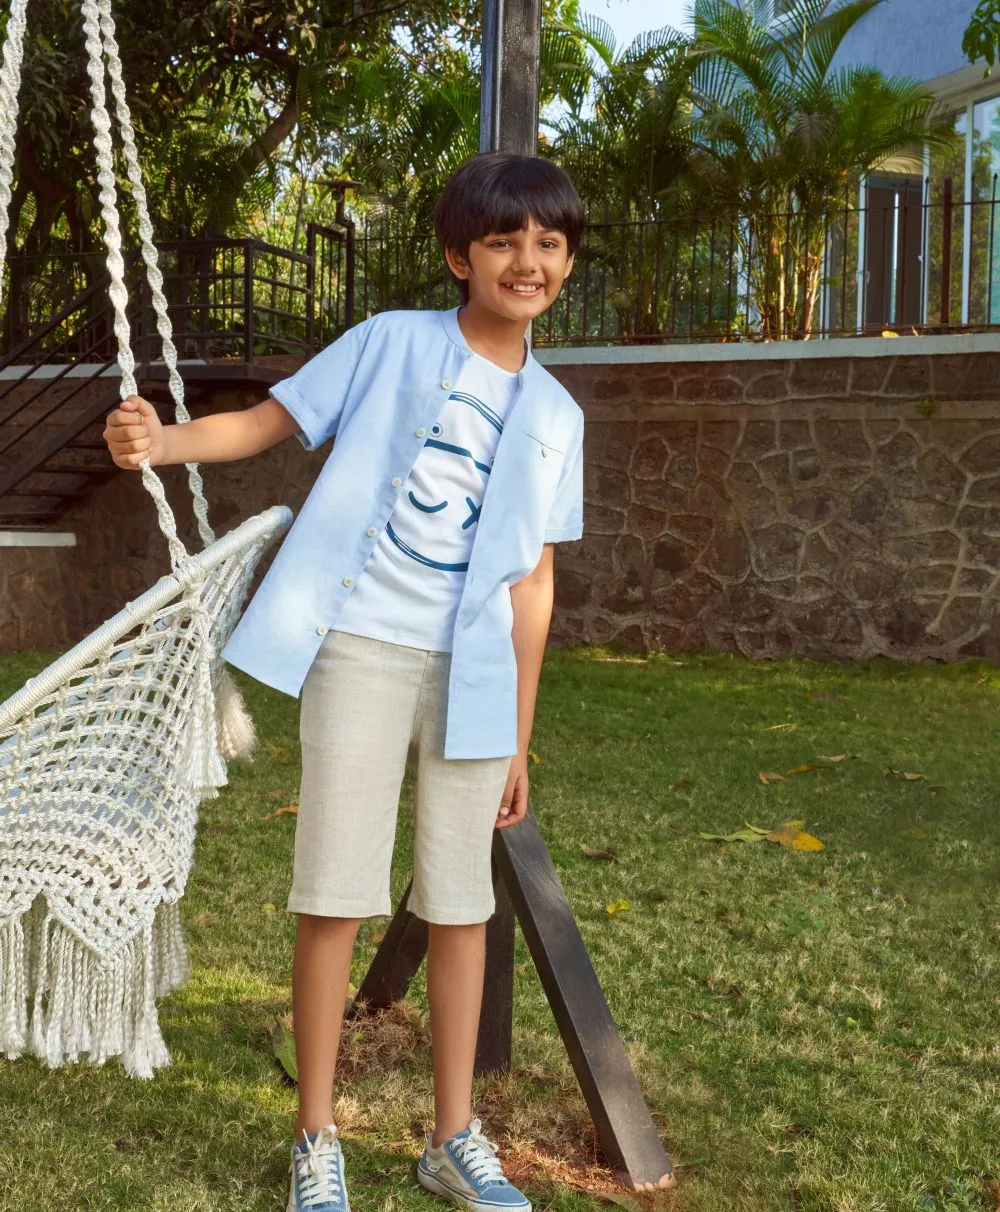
[287,629,512,925]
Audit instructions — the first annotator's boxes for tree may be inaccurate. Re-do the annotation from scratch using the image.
[3,0,482,256]
[963,0,1000,76]
[688,0,955,337]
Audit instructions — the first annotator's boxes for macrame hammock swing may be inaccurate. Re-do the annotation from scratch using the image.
[0,0,292,1076]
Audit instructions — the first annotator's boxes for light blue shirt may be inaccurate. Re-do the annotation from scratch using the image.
[222,306,584,760]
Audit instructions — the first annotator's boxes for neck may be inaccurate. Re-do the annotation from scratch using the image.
[456,302,530,373]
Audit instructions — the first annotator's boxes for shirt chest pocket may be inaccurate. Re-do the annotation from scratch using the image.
[523,431,566,463]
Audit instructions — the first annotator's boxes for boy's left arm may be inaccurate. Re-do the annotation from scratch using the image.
[497,544,555,828]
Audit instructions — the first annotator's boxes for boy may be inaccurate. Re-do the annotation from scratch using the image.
[104,152,586,1212]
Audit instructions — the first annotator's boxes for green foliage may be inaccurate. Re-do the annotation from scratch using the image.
[963,0,1000,75]
[687,0,957,337]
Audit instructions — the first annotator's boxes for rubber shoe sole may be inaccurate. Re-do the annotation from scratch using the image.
[417,1159,531,1212]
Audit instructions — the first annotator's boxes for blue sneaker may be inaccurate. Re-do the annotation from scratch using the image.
[417,1119,531,1212]
[287,1124,350,1212]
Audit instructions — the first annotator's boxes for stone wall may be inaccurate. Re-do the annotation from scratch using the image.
[4,338,1000,662]
[544,342,1000,660]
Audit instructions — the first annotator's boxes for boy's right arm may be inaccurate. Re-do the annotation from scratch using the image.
[103,395,300,469]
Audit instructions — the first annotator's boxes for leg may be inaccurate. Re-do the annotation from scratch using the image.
[288,632,427,1137]
[405,649,511,1147]
[427,920,487,1146]
[292,913,362,1139]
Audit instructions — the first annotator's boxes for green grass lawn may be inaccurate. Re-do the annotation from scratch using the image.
[1,649,998,1212]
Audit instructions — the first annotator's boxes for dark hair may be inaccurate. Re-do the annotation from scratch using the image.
[434,153,586,303]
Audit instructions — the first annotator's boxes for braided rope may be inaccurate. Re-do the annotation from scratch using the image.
[96,0,215,550]
[0,0,29,311]
[80,0,188,568]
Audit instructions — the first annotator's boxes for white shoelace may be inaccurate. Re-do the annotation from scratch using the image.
[455,1119,507,1187]
[294,1124,344,1209]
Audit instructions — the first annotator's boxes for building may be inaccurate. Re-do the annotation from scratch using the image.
[829,0,1000,330]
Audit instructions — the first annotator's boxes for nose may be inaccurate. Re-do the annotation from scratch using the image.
[510,237,539,275]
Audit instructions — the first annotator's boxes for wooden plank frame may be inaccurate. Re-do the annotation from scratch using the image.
[351,810,673,1190]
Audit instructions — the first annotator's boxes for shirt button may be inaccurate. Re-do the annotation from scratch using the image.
[343,576,354,588]
[392,476,402,488]
[541,447,549,457]
[367,526,378,538]
[442,379,453,390]
[416,427,427,438]
[316,625,328,636]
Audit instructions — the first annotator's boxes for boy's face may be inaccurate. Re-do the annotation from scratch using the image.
[446,219,575,321]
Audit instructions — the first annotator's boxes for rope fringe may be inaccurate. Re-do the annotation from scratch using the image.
[0,901,187,1078]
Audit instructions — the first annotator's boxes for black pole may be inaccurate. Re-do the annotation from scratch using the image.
[479,0,541,156]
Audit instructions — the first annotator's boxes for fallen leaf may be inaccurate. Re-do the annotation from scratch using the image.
[886,768,926,781]
[744,823,772,834]
[786,763,820,775]
[698,827,768,844]
[527,751,541,765]
[605,899,632,915]
[581,843,619,862]
[759,771,786,784]
[766,820,825,851]
[261,903,277,915]
[262,805,299,820]
[271,1021,298,1083]
[764,722,796,731]
[984,1176,1000,1208]
[881,329,900,338]
[668,779,696,791]
[817,754,847,763]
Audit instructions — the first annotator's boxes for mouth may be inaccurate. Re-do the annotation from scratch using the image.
[501,282,545,297]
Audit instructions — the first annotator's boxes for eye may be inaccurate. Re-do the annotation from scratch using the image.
[431,423,443,436]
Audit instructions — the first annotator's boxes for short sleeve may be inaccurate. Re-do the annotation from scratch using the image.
[544,414,584,543]
[270,322,367,451]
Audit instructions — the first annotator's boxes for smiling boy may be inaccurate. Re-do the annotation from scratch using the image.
[103,153,586,1212]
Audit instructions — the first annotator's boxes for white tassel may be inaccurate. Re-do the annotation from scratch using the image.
[215,666,257,760]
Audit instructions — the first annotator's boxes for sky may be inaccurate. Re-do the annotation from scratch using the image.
[590,0,692,48]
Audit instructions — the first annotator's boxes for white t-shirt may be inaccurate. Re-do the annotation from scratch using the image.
[333,352,521,651]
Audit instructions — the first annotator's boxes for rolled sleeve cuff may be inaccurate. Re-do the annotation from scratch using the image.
[544,520,583,543]
[271,381,324,452]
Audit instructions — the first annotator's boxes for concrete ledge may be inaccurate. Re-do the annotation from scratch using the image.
[535,331,1000,365]
[0,531,76,547]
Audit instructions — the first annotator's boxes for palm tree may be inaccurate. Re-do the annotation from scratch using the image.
[689,0,956,337]
[545,16,693,219]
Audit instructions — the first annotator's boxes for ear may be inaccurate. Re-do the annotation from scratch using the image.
[444,244,471,282]
[563,251,576,280]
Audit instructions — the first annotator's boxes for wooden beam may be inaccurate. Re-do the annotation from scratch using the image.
[494,814,673,1189]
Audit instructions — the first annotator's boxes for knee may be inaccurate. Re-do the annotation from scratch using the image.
[296,913,364,937]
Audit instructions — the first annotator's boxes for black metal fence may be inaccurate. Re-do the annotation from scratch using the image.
[5,181,1000,356]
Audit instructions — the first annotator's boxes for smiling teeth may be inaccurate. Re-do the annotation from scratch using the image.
[509,284,540,292]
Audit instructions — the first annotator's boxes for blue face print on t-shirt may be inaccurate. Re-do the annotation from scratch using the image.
[384,390,506,573]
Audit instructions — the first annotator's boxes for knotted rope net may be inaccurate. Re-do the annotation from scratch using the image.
[0,0,291,1076]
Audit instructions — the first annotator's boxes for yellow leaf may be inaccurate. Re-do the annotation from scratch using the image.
[528,751,541,765]
[786,763,820,775]
[886,768,925,781]
[605,899,632,916]
[261,903,277,915]
[262,805,299,820]
[581,843,619,862]
[766,820,824,850]
[881,329,900,338]
[759,771,786,784]
[817,754,847,763]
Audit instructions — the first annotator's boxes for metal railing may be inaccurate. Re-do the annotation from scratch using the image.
[1,224,351,363]
[8,186,1000,351]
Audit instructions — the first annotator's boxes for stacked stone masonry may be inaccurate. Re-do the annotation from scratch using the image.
[3,348,1000,663]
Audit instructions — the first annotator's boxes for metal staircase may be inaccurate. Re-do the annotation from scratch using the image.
[0,226,351,530]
